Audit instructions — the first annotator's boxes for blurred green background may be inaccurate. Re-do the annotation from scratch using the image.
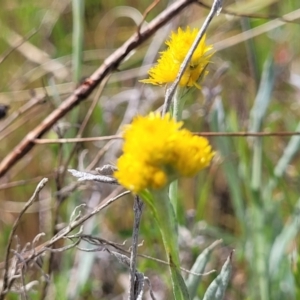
[0,0,300,299]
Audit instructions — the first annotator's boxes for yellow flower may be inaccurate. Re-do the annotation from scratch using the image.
[114,113,214,193]
[140,27,213,88]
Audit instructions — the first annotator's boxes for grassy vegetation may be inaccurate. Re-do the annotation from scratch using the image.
[0,0,299,299]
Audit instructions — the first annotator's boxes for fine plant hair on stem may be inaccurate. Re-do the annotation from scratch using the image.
[0,178,48,299]
[0,0,198,178]
[162,0,223,115]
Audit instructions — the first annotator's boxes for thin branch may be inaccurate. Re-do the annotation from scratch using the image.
[0,0,198,178]
[0,29,38,65]
[162,0,223,114]
[33,134,121,144]
[196,131,300,137]
[215,8,300,51]
[129,196,144,300]
[0,173,56,190]
[145,277,157,300]
[20,264,28,300]
[108,250,146,299]
[197,0,300,24]
[43,238,81,253]
[0,94,46,134]
[77,76,111,138]
[56,75,111,195]
[30,131,300,146]
[0,188,129,273]
[137,0,161,33]
[68,169,118,185]
[53,141,117,203]
[0,178,48,299]
[78,233,215,276]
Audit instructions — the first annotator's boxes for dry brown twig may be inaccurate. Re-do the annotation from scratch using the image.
[39,75,113,298]
[0,94,46,134]
[0,185,129,296]
[1,0,298,177]
[77,233,218,277]
[30,130,300,146]
[55,75,111,193]
[197,0,300,24]
[0,0,198,178]
[0,29,38,65]
[0,176,216,298]
[2,1,297,296]
[0,178,48,299]
[137,0,161,33]
[129,196,144,300]
[162,0,223,114]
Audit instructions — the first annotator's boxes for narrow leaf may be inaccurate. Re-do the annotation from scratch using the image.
[186,240,222,298]
[248,55,275,133]
[141,189,190,300]
[203,252,233,300]
[269,197,300,275]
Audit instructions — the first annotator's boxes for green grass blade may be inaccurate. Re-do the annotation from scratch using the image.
[202,253,233,300]
[269,197,300,275]
[141,189,190,300]
[169,86,187,216]
[248,55,275,133]
[72,0,84,83]
[186,240,221,299]
[249,201,270,300]
[248,55,275,300]
[249,55,274,190]
[210,98,245,229]
[294,254,300,299]
[274,122,300,178]
[264,122,300,202]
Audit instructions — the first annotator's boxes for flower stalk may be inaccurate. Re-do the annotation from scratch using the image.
[141,188,190,300]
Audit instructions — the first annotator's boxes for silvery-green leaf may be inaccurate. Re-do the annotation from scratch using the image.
[186,240,222,298]
[203,252,233,300]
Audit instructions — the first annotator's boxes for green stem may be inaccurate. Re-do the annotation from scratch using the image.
[170,87,186,216]
[251,137,269,300]
[172,87,185,122]
[141,189,190,300]
[72,0,84,84]
[169,180,178,216]
[251,137,262,191]
[250,197,269,300]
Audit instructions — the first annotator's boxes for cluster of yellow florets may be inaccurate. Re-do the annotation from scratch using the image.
[114,113,214,193]
[140,27,213,88]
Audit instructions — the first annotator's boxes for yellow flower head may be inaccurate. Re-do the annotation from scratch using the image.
[114,113,214,193]
[140,27,213,88]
